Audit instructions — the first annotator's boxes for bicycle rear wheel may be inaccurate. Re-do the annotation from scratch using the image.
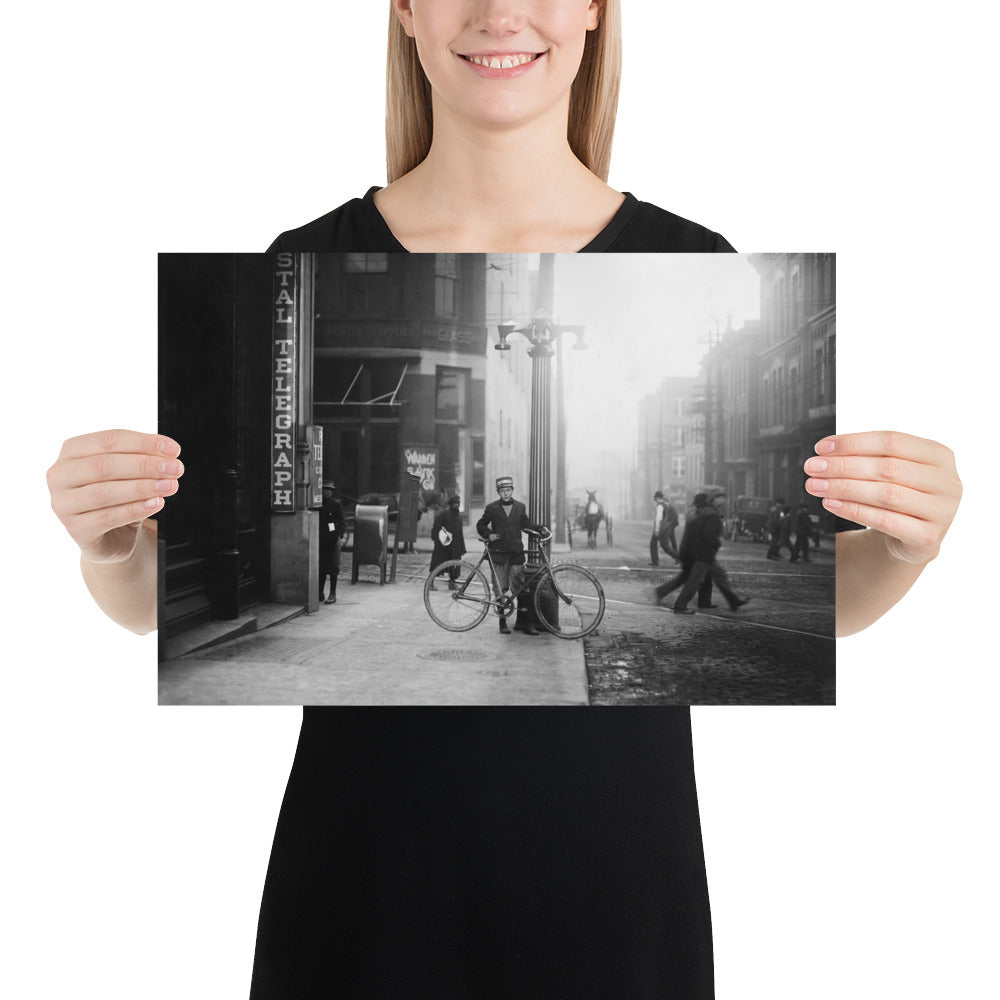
[534,564,605,639]
[423,560,491,632]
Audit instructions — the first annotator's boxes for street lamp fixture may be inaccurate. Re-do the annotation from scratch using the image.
[495,310,585,628]
[496,314,586,356]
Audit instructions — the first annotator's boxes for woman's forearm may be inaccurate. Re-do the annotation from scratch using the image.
[80,519,159,635]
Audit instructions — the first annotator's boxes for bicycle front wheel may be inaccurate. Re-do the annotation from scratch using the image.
[423,560,491,632]
[534,564,606,639]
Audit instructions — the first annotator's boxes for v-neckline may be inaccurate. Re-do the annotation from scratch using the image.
[360,186,641,254]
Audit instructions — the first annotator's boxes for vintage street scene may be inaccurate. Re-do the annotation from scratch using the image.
[158,252,836,706]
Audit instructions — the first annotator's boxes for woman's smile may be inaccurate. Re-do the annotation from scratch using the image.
[457,50,546,78]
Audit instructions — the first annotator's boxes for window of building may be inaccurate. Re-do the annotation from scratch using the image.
[671,456,686,478]
[471,438,485,501]
[435,367,468,422]
[343,253,388,273]
[435,254,459,318]
[436,425,461,497]
[672,426,684,447]
[369,423,400,492]
[344,275,387,316]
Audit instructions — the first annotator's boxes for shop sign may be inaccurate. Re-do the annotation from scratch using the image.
[272,253,297,512]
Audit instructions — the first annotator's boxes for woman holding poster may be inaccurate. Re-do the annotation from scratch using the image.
[39,3,966,999]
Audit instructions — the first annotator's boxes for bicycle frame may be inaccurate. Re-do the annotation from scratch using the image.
[463,532,568,610]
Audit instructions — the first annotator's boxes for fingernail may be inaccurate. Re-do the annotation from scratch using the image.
[823,498,843,510]
[155,479,175,493]
[805,458,827,473]
[159,459,181,475]
[807,478,829,492]
[158,438,181,457]
[144,497,164,510]
[816,439,836,455]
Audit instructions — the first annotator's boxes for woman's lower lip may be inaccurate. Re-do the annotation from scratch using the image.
[458,53,545,80]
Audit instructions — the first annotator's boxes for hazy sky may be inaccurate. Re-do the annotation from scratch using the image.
[549,255,761,498]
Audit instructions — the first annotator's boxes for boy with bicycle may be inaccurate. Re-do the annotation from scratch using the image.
[476,476,544,636]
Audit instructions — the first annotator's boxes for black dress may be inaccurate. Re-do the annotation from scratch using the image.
[250,190,734,1000]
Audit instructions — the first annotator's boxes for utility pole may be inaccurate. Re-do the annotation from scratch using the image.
[699,323,722,485]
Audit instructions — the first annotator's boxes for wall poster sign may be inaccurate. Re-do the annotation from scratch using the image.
[403,445,438,496]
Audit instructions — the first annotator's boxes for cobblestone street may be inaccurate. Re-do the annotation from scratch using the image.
[565,518,835,705]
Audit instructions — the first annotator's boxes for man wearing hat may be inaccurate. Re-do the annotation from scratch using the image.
[650,490,680,566]
[318,480,346,605]
[429,494,467,588]
[653,496,715,608]
[672,490,748,614]
[476,476,542,635]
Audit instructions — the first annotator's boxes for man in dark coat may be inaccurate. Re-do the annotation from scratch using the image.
[318,481,346,605]
[475,475,542,636]
[765,496,786,560]
[429,495,467,587]
[653,500,714,607]
[672,491,748,614]
[789,500,813,564]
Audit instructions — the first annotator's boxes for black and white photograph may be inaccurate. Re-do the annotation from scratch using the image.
[158,252,836,706]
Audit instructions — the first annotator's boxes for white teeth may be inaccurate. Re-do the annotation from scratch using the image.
[467,53,536,69]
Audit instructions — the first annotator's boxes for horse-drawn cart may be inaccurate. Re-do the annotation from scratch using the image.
[567,492,611,548]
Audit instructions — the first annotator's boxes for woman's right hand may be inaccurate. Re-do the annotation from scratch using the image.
[47,430,184,564]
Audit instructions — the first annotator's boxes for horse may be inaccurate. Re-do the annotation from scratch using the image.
[583,490,605,549]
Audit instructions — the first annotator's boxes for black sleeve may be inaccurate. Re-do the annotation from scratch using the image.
[475,508,492,539]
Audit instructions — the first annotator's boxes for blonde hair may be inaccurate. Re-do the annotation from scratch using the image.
[385,1,622,183]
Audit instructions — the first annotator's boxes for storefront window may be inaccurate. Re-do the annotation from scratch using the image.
[472,438,485,501]
[436,425,459,497]
[435,367,467,421]
[370,423,400,493]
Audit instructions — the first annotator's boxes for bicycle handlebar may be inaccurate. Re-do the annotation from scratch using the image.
[480,526,552,543]
[525,527,552,539]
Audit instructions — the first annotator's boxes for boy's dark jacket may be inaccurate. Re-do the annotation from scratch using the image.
[476,500,535,565]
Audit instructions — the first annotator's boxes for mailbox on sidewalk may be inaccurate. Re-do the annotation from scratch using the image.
[352,504,389,585]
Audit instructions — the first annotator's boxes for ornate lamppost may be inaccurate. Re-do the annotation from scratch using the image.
[496,311,586,583]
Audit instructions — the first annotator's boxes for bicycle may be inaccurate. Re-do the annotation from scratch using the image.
[423,528,606,639]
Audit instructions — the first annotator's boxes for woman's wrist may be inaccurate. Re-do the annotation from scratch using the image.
[80,521,158,634]
[881,529,940,566]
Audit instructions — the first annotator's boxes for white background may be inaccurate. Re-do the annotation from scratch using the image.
[2,2,997,997]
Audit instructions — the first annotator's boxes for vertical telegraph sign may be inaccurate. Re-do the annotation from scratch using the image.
[271,253,297,512]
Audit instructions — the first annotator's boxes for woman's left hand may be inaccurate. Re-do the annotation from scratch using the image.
[803,431,962,564]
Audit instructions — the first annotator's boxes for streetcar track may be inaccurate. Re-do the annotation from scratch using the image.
[596,595,832,640]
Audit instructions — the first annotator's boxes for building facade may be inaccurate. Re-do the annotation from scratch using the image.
[697,319,762,502]
[635,376,700,512]
[752,254,836,509]
[313,252,490,515]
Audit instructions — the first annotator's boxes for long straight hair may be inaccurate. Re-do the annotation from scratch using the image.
[385,1,622,183]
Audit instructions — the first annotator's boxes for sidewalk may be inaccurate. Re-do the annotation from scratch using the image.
[158,551,588,706]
